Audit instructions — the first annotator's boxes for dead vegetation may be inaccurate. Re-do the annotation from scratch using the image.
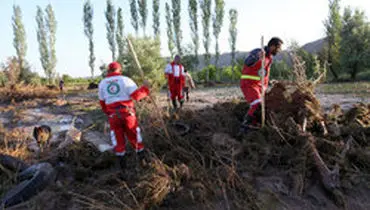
[0,93,369,209]
[0,84,60,103]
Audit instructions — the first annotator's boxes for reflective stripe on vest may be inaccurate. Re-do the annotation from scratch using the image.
[241,75,260,80]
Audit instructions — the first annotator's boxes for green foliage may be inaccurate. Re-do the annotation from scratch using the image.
[36,6,50,83]
[105,0,116,61]
[165,3,175,58]
[197,60,243,82]
[59,74,97,86]
[22,64,40,85]
[152,0,160,37]
[83,0,96,78]
[222,65,242,81]
[229,9,238,79]
[201,0,212,81]
[197,65,217,82]
[124,36,166,90]
[284,40,328,82]
[212,0,225,72]
[297,49,324,80]
[0,71,8,87]
[181,44,198,72]
[62,74,73,83]
[324,0,342,79]
[270,60,292,80]
[138,0,148,35]
[99,63,108,78]
[224,58,243,81]
[172,0,182,55]
[45,4,57,83]
[2,57,20,84]
[27,72,42,86]
[116,7,125,62]
[340,7,370,80]
[182,54,197,73]
[1,56,41,86]
[129,0,139,35]
[35,4,57,85]
[12,5,28,82]
[188,0,199,65]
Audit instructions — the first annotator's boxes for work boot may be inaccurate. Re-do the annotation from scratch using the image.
[118,156,126,170]
[240,115,260,133]
[172,100,178,110]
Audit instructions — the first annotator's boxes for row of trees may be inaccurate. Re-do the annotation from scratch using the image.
[6,0,239,85]
[324,0,370,80]
[6,4,57,85]
[92,0,238,82]
[4,0,370,88]
[268,0,370,82]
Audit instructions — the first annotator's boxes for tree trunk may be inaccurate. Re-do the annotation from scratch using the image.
[231,63,235,82]
[328,50,338,79]
[351,62,358,80]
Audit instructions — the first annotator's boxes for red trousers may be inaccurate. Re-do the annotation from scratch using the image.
[108,108,144,156]
[169,84,184,101]
[240,82,261,118]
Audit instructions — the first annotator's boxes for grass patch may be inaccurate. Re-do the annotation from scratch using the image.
[317,82,370,95]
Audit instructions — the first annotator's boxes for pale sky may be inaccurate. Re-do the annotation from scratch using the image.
[0,0,369,78]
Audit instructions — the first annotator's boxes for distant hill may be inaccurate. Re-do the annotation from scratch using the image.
[301,38,327,54]
[179,37,327,70]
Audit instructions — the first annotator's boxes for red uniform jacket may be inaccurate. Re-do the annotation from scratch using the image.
[241,47,273,92]
[165,62,185,88]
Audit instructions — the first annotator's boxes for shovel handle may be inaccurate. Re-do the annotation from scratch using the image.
[260,36,266,127]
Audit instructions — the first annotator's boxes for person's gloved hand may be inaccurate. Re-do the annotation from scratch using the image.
[268,79,278,86]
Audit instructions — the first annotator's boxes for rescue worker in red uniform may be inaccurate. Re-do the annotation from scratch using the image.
[240,37,283,131]
[98,61,150,169]
[165,55,185,110]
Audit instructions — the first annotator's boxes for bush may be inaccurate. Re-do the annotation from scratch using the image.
[0,85,59,103]
[62,74,73,83]
[28,73,42,86]
[197,65,217,82]
[270,60,292,80]
[221,65,242,81]
[0,71,8,87]
[120,35,166,91]
[218,58,244,82]
[356,70,370,81]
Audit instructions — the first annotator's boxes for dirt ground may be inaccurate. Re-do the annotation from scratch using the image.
[0,84,370,210]
[159,85,370,111]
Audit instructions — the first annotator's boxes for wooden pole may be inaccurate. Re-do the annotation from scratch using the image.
[260,36,266,127]
[126,37,171,140]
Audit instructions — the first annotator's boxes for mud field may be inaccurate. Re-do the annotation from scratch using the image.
[0,83,369,210]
